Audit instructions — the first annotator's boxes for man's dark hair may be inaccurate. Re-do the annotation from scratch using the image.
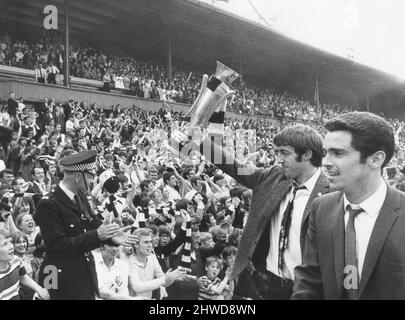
[140,179,152,193]
[182,168,195,180]
[273,124,323,167]
[189,176,202,188]
[163,172,175,185]
[175,199,191,211]
[213,174,224,184]
[324,112,395,168]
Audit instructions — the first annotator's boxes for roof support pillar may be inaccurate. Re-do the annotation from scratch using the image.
[64,0,70,87]
[366,95,370,112]
[168,30,172,86]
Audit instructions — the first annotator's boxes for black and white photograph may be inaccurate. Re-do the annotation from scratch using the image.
[0,0,404,303]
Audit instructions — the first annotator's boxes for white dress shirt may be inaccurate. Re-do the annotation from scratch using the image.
[343,181,387,279]
[267,169,322,280]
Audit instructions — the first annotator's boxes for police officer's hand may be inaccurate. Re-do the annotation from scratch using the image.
[124,233,139,246]
[111,228,136,246]
[97,220,121,241]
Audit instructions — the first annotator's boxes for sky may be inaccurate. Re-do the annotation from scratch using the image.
[200,0,405,80]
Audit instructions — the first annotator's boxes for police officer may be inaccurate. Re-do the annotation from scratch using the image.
[36,150,134,300]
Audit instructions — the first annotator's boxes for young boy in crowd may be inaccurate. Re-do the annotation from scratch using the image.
[198,256,232,300]
[0,228,50,300]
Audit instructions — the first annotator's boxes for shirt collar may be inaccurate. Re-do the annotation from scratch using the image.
[94,251,116,267]
[59,181,75,201]
[343,181,387,217]
[292,168,322,194]
[93,251,103,264]
[132,254,150,267]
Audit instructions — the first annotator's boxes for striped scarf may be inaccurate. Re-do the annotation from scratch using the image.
[179,213,192,273]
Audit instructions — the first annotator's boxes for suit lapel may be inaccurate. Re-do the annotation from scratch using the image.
[332,194,345,299]
[259,179,291,228]
[301,173,329,232]
[358,187,399,297]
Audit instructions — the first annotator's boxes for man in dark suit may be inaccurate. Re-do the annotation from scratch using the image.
[292,112,405,300]
[27,166,48,208]
[36,150,134,300]
[188,124,329,299]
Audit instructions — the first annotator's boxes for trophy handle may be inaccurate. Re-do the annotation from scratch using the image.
[185,74,209,117]
[215,90,235,110]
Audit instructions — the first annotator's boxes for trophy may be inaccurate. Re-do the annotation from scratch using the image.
[185,61,240,127]
[168,61,240,157]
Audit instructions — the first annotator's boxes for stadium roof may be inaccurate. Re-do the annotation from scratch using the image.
[2,0,405,116]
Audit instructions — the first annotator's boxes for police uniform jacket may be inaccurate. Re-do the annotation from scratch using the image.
[36,185,103,300]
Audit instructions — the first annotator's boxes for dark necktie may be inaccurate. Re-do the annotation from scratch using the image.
[344,205,363,300]
[74,194,90,221]
[278,183,307,275]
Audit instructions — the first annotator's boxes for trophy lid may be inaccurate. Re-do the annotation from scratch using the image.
[215,61,241,87]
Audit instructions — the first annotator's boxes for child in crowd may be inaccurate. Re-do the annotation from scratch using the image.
[0,228,49,300]
[198,256,232,300]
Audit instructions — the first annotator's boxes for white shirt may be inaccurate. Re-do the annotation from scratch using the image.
[267,169,322,280]
[93,251,130,299]
[33,180,47,194]
[65,119,74,131]
[59,181,75,201]
[35,67,47,79]
[163,185,181,203]
[47,65,59,74]
[123,253,165,299]
[343,181,387,279]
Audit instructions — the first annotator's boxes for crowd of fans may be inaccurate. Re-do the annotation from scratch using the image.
[0,91,285,300]
[0,24,362,123]
[2,23,405,300]
[1,89,405,300]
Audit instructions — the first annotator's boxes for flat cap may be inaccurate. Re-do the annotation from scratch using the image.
[59,150,97,172]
